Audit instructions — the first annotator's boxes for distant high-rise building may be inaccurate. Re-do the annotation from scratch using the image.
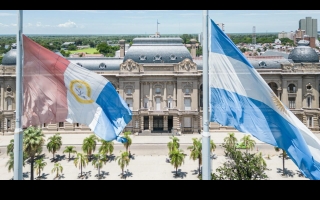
[299,17,318,38]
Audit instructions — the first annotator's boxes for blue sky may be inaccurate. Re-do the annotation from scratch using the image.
[0,10,320,35]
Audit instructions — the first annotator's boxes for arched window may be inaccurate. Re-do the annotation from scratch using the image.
[287,84,296,93]
[268,82,278,96]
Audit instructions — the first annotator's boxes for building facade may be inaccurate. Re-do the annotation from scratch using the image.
[299,17,318,38]
[1,37,320,135]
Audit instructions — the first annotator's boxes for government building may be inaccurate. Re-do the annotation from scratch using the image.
[1,36,320,135]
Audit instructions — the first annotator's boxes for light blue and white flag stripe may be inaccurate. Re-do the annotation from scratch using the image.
[208,19,320,180]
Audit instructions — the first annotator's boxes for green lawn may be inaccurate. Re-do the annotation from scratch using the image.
[68,48,99,54]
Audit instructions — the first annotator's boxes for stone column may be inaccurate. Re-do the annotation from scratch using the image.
[149,82,153,109]
[163,115,168,131]
[140,82,143,108]
[119,39,125,57]
[173,82,176,108]
[149,115,153,131]
[0,82,3,110]
[140,116,144,131]
[164,82,167,108]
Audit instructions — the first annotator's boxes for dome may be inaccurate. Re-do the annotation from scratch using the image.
[288,42,319,63]
[1,49,17,65]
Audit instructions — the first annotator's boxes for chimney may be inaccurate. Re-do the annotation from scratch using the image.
[190,39,197,58]
[119,39,125,57]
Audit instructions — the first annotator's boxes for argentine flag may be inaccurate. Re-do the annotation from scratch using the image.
[208,19,320,180]
[22,35,132,143]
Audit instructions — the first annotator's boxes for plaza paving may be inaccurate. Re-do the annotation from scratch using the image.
[0,132,315,180]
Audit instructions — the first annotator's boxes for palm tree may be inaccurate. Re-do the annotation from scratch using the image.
[116,151,130,177]
[210,139,216,154]
[51,163,63,179]
[92,153,107,179]
[46,133,62,159]
[7,139,14,155]
[34,158,47,179]
[241,135,256,153]
[275,147,287,175]
[23,126,45,180]
[99,139,114,159]
[6,152,14,174]
[82,134,98,161]
[187,138,202,174]
[169,148,185,176]
[224,132,238,149]
[74,152,88,177]
[123,131,132,153]
[167,136,180,154]
[63,146,77,161]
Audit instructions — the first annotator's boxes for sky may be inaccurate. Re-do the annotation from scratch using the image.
[0,10,320,35]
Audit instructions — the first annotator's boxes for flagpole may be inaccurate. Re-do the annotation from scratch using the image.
[202,10,211,180]
[14,10,23,180]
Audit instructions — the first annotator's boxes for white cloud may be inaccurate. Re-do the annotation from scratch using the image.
[0,13,16,17]
[26,23,32,27]
[36,22,42,27]
[11,24,17,27]
[58,20,77,28]
[0,23,9,27]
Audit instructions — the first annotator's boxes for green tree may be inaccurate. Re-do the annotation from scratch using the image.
[116,151,130,177]
[167,136,180,155]
[46,133,62,159]
[92,153,108,179]
[275,147,287,175]
[74,152,89,177]
[34,158,47,179]
[51,163,63,179]
[211,145,268,180]
[224,132,238,150]
[240,135,256,153]
[82,134,98,161]
[23,126,45,180]
[210,139,216,154]
[123,131,132,153]
[169,148,185,176]
[63,146,77,161]
[7,139,14,155]
[60,49,70,57]
[187,138,202,174]
[99,139,114,159]
[67,44,77,51]
[6,152,14,175]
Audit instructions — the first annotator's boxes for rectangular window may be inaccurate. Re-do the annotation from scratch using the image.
[185,88,190,94]
[127,88,132,94]
[126,98,133,110]
[184,98,191,110]
[59,122,64,127]
[156,87,161,94]
[144,98,149,108]
[7,98,12,110]
[7,119,11,128]
[289,97,296,109]
[156,98,161,111]
[307,96,312,108]
[308,116,313,128]
[168,98,173,108]
[184,117,191,127]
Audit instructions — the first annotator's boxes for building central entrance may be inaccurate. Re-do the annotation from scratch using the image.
[153,116,163,131]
